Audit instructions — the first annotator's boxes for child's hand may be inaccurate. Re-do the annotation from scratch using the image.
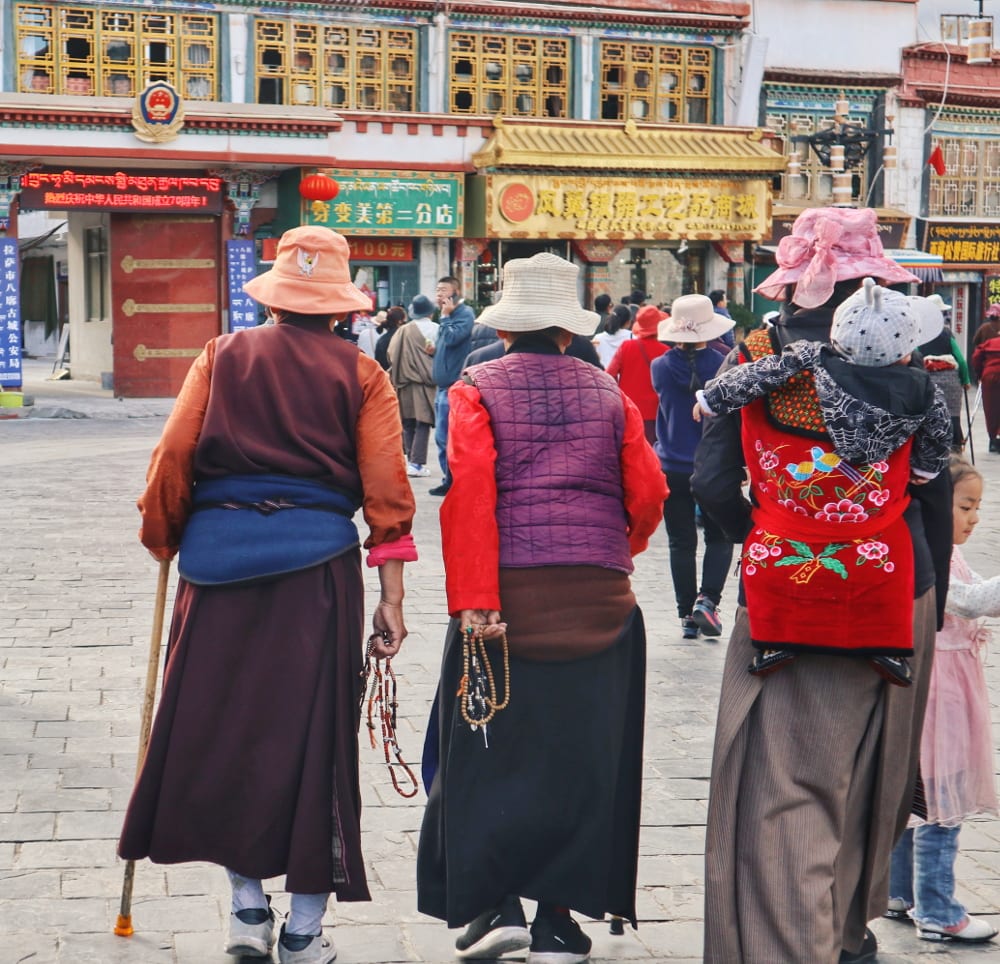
[692,401,714,422]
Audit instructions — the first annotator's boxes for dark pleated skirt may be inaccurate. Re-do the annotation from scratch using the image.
[118,552,371,899]
[417,607,646,928]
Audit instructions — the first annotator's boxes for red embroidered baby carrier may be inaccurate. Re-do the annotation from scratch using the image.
[737,330,914,655]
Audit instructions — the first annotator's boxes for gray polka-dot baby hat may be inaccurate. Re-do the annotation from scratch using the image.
[831,277,918,367]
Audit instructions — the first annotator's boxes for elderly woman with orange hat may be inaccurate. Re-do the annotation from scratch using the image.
[691,206,953,964]
[417,253,666,963]
[118,226,417,964]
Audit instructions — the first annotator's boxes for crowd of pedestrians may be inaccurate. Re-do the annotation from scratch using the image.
[118,213,999,964]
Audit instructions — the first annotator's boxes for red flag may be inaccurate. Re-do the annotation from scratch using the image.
[928,145,947,176]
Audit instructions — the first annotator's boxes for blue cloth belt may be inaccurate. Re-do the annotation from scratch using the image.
[178,473,361,586]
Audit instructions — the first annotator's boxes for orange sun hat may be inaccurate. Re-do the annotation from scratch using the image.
[243,225,373,316]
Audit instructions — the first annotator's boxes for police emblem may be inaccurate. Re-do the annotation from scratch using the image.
[132,82,185,144]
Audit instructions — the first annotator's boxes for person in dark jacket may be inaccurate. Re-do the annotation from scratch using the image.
[430,276,476,495]
[374,305,405,371]
[691,205,952,964]
[652,294,734,640]
[593,292,613,335]
[468,320,501,356]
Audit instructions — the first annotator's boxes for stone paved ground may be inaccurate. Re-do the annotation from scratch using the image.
[1,357,998,963]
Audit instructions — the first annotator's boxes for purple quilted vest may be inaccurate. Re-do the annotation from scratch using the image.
[471,351,633,574]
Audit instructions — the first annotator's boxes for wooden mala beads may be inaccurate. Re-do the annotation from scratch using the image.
[458,625,511,744]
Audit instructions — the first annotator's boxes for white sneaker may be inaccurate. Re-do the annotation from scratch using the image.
[883,897,912,922]
[407,463,431,477]
[225,901,276,957]
[917,914,998,943]
[277,924,337,963]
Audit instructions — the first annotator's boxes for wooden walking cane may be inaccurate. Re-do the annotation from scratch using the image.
[965,383,981,465]
[115,558,171,937]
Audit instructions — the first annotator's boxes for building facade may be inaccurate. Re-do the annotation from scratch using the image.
[1,0,785,394]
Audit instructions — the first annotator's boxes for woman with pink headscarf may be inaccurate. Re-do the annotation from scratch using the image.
[692,206,954,964]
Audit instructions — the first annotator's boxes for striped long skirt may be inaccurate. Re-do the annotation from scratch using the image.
[703,591,935,964]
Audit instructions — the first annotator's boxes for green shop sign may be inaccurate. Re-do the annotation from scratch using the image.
[303,170,463,236]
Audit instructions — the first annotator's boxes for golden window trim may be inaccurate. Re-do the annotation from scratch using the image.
[598,40,713,125]
[448,30,569,119]
[14,2,218,100]
[254,18,416,111]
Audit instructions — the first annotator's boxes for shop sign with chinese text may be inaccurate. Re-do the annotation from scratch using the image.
[18,169,223,214]
[484,174,771,241]
[922,222,1000,264]
[0,238,22,387]
[304,171,462,237]
[347,238,414,262]
[226,240,260,333]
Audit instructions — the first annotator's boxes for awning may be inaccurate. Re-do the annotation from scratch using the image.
[882,248,944,282]
[472,118,786,174]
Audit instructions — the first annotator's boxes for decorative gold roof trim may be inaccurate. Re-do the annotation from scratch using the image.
[472,118,786,174]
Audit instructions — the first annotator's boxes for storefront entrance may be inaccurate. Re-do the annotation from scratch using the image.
[111,214,221,396]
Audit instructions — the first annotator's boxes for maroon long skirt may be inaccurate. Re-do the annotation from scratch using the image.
[118,552,370,899]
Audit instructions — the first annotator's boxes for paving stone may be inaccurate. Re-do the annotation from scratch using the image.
[4,379,1000,963]
[0,811,55,843]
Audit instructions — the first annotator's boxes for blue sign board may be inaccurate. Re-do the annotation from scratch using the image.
[226,240,260,333]
[0,238,22,387]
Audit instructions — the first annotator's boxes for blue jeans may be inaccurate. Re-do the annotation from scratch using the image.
[889,825,966,928]
[434,387,451,481]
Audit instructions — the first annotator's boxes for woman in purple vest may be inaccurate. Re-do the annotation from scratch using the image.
[416,253,667,963]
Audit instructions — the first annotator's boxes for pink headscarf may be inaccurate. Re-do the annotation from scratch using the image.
[754,207,920,309]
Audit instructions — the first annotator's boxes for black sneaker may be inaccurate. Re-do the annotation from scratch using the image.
[455,895,530,959]
[748,648,796,677]
[869,655,912,687]
[839,926,877,963]
[528,912,592,963]
[681,616,699,639]
[429,482,452,497]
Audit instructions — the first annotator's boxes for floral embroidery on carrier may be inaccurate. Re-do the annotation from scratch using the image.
[738,419,916,653]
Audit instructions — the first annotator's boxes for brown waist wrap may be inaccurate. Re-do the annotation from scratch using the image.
[497,565,636,661]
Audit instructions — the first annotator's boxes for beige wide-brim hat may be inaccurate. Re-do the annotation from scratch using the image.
[926,292,952,313]
[243,225,373,316]
[658,294,735,343]
[477,252,599,336]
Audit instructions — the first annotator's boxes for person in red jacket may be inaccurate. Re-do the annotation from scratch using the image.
[972,332,1000,452]
[606,304,670,443]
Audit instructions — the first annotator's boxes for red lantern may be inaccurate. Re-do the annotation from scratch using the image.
[299,173,339,201]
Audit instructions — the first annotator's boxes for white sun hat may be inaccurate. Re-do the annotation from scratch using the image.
[657,293,735,343]
[476,252,599,336]
[925,292,952,313]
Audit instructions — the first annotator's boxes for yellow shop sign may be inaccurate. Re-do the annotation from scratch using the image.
[481,174,771,241]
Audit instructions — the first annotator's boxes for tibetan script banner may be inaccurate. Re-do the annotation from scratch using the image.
[484,173,771,241]
[19,169,223,214]
[303,171,463,237]
[0,238,22,387]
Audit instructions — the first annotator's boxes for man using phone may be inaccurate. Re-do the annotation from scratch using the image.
[430,276,476,495]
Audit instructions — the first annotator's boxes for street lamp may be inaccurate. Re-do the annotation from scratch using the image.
[786,92,895,205]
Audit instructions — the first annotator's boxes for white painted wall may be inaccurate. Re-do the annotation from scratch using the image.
[752,0,919,73]
[888,104,931,243]
[67,212,112,384]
